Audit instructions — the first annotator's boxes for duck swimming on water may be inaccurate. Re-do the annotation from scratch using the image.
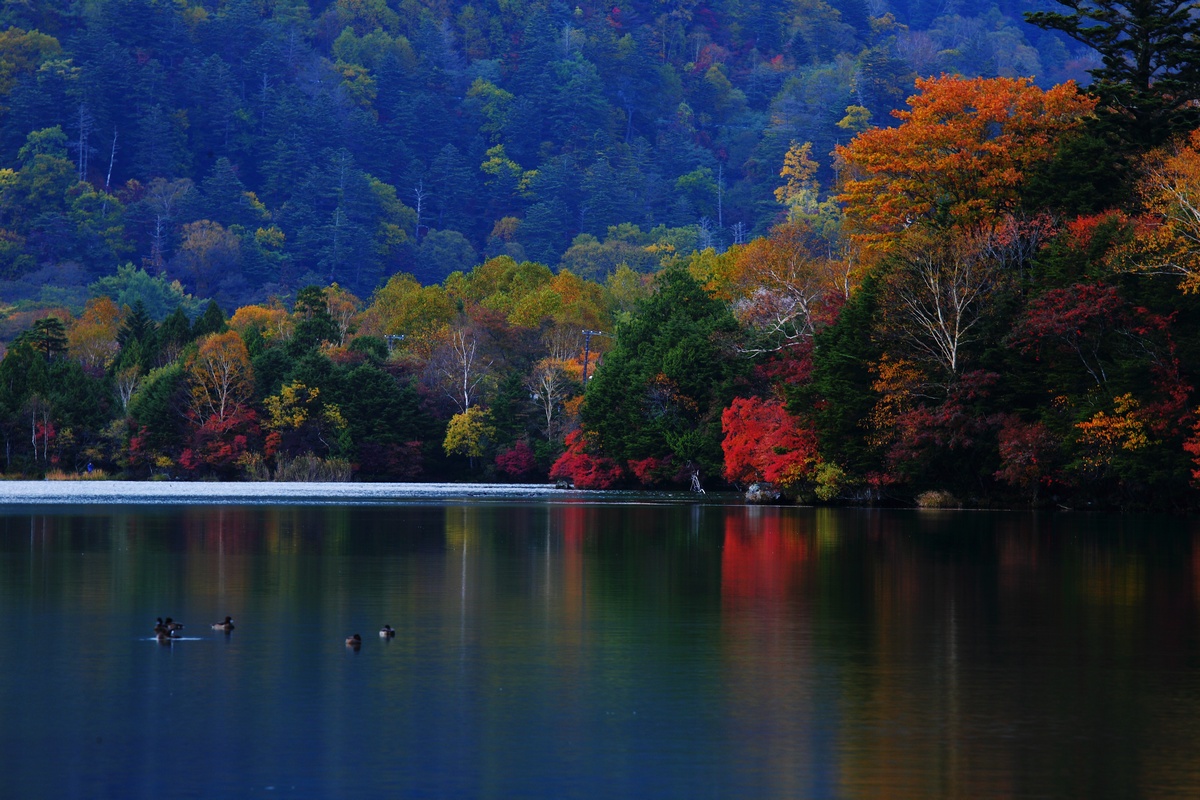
[379,625,395,638]
[212,616,235,632]
[346,634,362,648]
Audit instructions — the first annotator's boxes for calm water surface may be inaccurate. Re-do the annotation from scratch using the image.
[2,497,1200,798]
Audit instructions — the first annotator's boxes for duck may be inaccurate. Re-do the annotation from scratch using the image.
[212,616,235,632]
[346,634,362,648]
[163,617,184,635]
[379,625,396,639]
[155,629,174,645]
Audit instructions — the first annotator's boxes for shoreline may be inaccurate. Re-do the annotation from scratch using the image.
[0,480,573,505]
[0,480,727,505]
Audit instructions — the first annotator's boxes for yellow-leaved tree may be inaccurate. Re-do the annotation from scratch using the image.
[263,381,349,460]
[358,272,456,358]
[1125,129,1200,292]
[774,141,820,217]
[443,406,495,466]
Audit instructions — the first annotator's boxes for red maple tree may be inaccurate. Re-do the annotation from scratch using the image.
[549,431,624,489]
[720,396,818,489]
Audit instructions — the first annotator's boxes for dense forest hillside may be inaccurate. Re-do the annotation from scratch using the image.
[1,0,1086,308]
[4,0,1200,511]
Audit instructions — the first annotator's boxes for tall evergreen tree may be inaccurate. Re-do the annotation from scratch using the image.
[582,267,744,478]
[15,316,68,362]
[1026,0,1200,149]
[191,300,227,339]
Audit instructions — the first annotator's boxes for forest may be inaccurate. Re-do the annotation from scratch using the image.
[2,0,1200,510]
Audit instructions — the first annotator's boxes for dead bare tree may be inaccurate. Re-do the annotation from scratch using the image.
[527,358,572,440]
[70,103,95,182]
[429,329,493,413]
[144,177,193,268]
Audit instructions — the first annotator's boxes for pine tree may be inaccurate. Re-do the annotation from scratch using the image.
[191,300,227,339]
[117,299,154,348]
[20,316,69,361]
[1026,0,1200,149]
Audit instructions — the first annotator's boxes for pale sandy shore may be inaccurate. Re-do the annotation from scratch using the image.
[0,481,575,505]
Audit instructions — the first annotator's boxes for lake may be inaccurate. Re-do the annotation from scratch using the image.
[2,484,1199,798]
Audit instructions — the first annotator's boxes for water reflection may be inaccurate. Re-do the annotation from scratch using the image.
[1,504,1200,797]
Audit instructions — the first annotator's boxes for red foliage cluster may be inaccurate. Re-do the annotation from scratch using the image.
[720,396,818,487]
[549,431,624,489]
[751,346,813,388]
[1064,211,1129,251]
[627,455,681,487]
[126,426,153,470]
[179,409,260,475]
[1183,415,1200,485]
[34,420,55,459]
[885,371,1002,474]
[357,441,423,479]
[495,440,538,478]
[1010,283,1127,361]
[994,417,1058,495]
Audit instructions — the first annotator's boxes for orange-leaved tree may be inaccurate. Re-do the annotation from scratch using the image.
[835,75,1095,240]
[67,296,121,375]
[720,222,848,354]
[186,330,254,423]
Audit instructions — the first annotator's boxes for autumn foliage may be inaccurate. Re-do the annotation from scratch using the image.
[549,431,624,489]
[186,331,254,423]
[836,76,1096,237]
[495,440,538,478]
[1126,129,1200,292]
[6,62,1200,510]
[721,397,819,490]
[179,408,261,476]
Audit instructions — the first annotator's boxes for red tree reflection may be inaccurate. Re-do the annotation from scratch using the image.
[721,508,810,602]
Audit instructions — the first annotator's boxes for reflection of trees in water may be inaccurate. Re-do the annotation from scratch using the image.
[6,504,1200,795]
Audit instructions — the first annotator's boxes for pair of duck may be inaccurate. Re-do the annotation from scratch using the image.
[153,617,183,643]
[346,626,396,647]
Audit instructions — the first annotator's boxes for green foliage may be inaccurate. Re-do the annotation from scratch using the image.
[348,335,388,361]
[1027,0,1200,150]
[330,363,434,449]
[288,286,338,356]
[14,315,67,361]
[794,276,883,482]
[90,264,206,321]
[191,300,227,339]
[582,267,744,478]
[127,363,186,452]
[0,0,1050,297]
